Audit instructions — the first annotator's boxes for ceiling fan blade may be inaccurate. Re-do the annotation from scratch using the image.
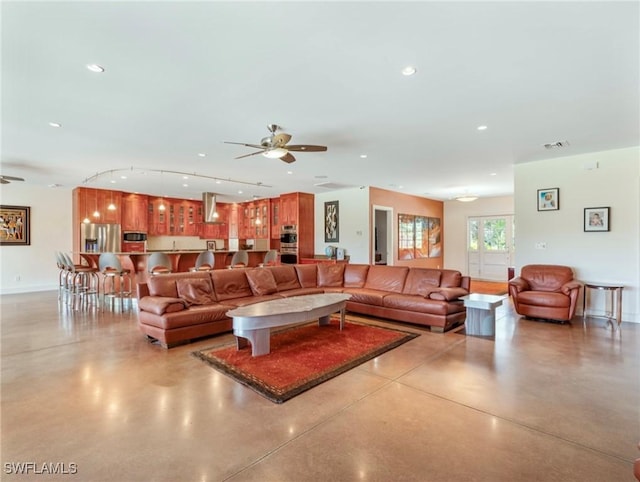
[224,141,265,149]
[272,133,292,148]
[280,153,296,163]
[285,145,327,152]
[0,175,25,181]
[235,150,266,159]
[0,179,9,184]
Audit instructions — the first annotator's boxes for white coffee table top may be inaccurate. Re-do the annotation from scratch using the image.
[227,293,351,318]
[460,293,506,310]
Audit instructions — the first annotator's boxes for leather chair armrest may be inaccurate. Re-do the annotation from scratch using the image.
[561,280,583,295]
[508,277,530,293]
[138,296,186,315]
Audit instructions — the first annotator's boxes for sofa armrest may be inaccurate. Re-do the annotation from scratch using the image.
[508,277,530,293]
[561,280,583,295]
[460,276,471,292]
[138,296,186,315]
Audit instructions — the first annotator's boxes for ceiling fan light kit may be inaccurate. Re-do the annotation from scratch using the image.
[225,124,327,164]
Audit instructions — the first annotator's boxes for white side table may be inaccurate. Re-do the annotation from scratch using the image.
[582,282,624,328]
[460,294,506,337]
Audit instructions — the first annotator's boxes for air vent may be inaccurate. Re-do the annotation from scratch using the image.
[544,140,570,150]
[314,182,355,190]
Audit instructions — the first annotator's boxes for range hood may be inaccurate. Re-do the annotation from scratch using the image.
[203,192,222,224]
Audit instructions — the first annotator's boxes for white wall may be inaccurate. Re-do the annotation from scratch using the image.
[314,188,370,263]
[0,184,73,294]
[444,195,514,275]
[514,147,639,322]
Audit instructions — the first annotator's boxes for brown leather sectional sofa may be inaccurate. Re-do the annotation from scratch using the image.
[137,263,471,348]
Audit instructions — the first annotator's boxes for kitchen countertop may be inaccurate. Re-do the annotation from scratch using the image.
[79,249,270,255]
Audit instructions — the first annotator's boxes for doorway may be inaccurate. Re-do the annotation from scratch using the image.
[467,215,514,281]
[372,206,393,266]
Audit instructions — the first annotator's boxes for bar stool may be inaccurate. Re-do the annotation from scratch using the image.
[99,253,133,311]
[228,250,248,269]
[259,249,278,267]
[148,252,173,275]
[189,251,214,272]
[59,252,100,310]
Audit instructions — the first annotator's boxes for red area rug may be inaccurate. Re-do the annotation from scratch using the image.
[193,318,418,403]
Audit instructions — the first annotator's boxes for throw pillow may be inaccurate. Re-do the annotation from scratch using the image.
[245,268,278,296]
[176,278,217,306]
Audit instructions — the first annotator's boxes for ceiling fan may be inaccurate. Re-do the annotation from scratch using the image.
[0,175,25,185]
[225,124,327,163]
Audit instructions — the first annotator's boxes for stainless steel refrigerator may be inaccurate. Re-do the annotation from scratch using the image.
[80,223,121,252]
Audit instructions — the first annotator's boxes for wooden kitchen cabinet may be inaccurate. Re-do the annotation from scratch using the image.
[73,187,122,225]
[147,197,169,235]
[270,197,280,239]
[122,193,149,232]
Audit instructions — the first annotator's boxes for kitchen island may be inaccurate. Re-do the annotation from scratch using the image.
[78,250,273,284]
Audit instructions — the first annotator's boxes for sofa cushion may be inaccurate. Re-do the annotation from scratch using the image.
[440,269,463,288]
[176,278,217,305]
[211,269,254,301]
[139,303,232,330]
[429,287,468,301]
[402,268,442,296]
[269,265,302,291]
[295,264,318,288]
[344,264,369,288]
[364,265,409,293]
[138,296,186,315]
[343,288,387,306]
[147,276,178,298]
[317,263,346,287]
[520,265,574,292]
[245,268,278,296]
[383,294,463,315]
[517,291,570,308]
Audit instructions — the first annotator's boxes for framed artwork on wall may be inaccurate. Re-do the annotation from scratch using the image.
[537,188,559,211]
[324,201,339,242]
[0,205,30,246]
[584,207,610,232]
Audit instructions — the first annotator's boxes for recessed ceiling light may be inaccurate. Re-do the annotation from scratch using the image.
[477,125,488,131]
[183,176,189,179]
[238,190,243,194]
[86,64,105,73]
[110,180,116,184]
[182,183,188,187]
[401,66,417,76]
[215,180,221,184]
[198,153,206,157]
[490,172,497,176]
[120,175,127,179]
[360,154,368,159]
[48,122,62,128]
[287,171,293,175]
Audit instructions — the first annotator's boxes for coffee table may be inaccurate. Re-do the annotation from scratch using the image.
[460,293,506,337]
[226,293,352,357]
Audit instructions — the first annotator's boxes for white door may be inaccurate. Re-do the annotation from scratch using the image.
[468,216,514,281]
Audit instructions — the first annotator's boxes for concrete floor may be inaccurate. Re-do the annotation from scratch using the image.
[1,290,639,481]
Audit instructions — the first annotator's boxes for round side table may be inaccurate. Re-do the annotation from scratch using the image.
[582,282,624,328]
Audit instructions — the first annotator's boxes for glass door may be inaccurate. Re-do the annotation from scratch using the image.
[468,215,514,281]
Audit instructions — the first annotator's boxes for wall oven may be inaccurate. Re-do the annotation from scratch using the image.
[122,232,147,252]
[280,225,297,264]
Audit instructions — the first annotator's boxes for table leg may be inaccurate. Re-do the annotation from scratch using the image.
[234,328,270,357]
[465,307,496,336]
[616,287,623,327]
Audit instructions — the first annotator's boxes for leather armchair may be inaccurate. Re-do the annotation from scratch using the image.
[508,264,582,322]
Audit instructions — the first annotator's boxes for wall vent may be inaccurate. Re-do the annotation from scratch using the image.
[544,140,570,150]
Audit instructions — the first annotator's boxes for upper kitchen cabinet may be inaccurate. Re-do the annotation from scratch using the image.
[122,193,149,232]
[147,197,169,235]
[73,187,122,225]
[270,197,280,239]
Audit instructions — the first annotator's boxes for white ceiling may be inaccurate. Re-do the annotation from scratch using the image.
[2,1,638,203]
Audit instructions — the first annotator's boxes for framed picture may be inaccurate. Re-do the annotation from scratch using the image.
[206,240,216,250]
[584,207,610,232]
[537,188,559,211]
[0,205,30,246]
[324,201,339,242]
